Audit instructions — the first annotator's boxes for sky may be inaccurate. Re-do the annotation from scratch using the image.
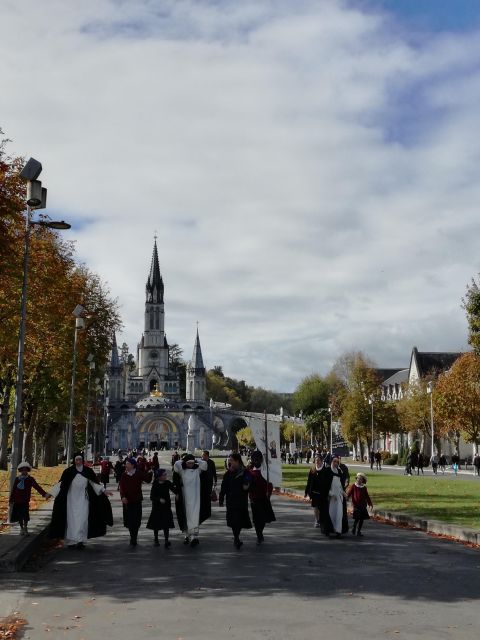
[2,0,480,392]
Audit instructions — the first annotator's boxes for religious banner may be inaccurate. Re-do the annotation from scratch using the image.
[249,415,282,487]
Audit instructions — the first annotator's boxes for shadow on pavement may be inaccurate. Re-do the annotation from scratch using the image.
[3,494,479,604]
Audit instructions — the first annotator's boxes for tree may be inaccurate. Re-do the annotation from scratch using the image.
[236,426,255,448]
[463,277,480,354]
[396,380,432,450]
[434,353,480,454]
[292,374,330,416]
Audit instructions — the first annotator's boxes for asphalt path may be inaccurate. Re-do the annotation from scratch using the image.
[1,473,479,639]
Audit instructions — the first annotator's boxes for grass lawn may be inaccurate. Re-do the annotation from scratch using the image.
[281,464,480,530]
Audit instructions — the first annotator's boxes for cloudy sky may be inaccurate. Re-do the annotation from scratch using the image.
[2,0,480,391]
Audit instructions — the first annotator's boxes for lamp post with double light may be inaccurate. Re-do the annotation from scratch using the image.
[8,159,70,516]
[427,381,434,459]
[66,304,86,463]
[368,395,375,451]
[84,354,95,461]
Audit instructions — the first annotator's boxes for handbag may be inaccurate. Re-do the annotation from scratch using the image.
[210,489,218,502]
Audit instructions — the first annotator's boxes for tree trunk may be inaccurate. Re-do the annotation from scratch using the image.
[42,423,60,467]
[22,403,37,464]
[0,370,14,470]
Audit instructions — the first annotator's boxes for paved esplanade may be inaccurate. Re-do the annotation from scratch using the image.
[1,477,479,639]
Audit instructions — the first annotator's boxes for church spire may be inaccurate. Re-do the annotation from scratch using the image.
[191,327,205,373]
[109,333,122,371]
[146,238,164,303]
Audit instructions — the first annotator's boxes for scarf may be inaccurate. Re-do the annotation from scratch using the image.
[17,474,28,490]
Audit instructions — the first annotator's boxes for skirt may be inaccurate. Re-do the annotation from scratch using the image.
[146,504,175,530]
[11,503,30,523]
[353,506,370,521]
[226,506,252,531]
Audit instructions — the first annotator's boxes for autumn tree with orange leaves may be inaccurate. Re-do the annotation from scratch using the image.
[434,353,480,455]
[0,130,121,468]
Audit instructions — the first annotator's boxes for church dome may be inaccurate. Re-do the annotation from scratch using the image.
[135,385,171,410]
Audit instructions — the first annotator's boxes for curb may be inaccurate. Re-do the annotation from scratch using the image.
[276,487,480,546]
[0,502,53,573]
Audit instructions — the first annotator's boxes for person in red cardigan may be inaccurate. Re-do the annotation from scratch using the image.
[347,473,373,537]
[9,461,47,536]
[119,457,152,547]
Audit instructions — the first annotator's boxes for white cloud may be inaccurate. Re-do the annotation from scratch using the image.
[1,0,477,390]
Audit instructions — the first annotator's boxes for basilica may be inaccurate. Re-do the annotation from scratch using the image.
[104,241,226,451]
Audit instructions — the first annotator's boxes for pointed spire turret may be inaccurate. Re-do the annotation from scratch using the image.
[109,333,122,372]
[146,239,164,303]
[191,328,205,373]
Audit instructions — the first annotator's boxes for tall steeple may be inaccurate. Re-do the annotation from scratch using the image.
[146,238,164,304]
[109,333,122,372]
[186,326,206,402]
[138,238,168,381]
[191,328,205,373]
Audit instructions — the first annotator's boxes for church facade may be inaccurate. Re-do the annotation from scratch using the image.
[104,241,240,452]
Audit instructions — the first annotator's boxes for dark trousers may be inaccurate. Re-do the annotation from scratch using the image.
[153,528,169,540]
[123,503,142,543]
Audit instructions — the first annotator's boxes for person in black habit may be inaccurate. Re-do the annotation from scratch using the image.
[219,452,253,549]
[248,450,275,544]
[47,453,113,548]
[202,450,217,495]
[304,454,327,529]
[146,468,176,548]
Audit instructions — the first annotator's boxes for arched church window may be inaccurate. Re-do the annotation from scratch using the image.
[150,379,158,391]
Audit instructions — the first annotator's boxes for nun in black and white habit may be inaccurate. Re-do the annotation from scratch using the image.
[320,456,349,537]
[47,453,113,548]
[172,454,210,547]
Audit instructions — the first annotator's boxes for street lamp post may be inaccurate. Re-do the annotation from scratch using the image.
[329,407,333,455]
[368,395,374,451]
[66,304,86,463]
[427,381,434,459]
[8,158,70,519]
[84,355,95,461]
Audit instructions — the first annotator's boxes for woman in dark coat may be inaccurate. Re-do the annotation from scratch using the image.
[146,469,175,548]
[219,453,252,549]
[304,454,326,529]
[248,450,275,544]
[47,453,113,548]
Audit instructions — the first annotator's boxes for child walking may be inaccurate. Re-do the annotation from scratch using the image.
[9,461,47,536]
[146,469,175,548]
[347,472,373,537]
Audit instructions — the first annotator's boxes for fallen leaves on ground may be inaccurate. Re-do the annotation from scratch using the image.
[0,615,28,639]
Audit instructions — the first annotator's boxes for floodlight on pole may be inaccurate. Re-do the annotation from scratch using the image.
[8,159,70,521]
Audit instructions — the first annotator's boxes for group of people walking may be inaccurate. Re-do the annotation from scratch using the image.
[9,449,276,552]
[304,454,373,538]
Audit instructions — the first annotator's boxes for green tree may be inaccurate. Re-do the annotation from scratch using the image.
[463,276,480,354]
[292,374,330,416]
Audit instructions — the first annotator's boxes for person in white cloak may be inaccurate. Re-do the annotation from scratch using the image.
[173,454,208,547]
[47,454,113,549]
[327,456,348,537]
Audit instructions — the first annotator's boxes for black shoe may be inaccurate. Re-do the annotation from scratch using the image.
[76,542,85,550]
[234,539,243,550]
[183,536,190,545]
[129,539,137,547]
[256,534,264,545]
[165,540,171,549]
[154,539,160,547]
[357,532,364,537]
[190,538,199,547]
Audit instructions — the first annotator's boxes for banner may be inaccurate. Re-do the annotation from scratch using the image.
[249,415,282,487]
